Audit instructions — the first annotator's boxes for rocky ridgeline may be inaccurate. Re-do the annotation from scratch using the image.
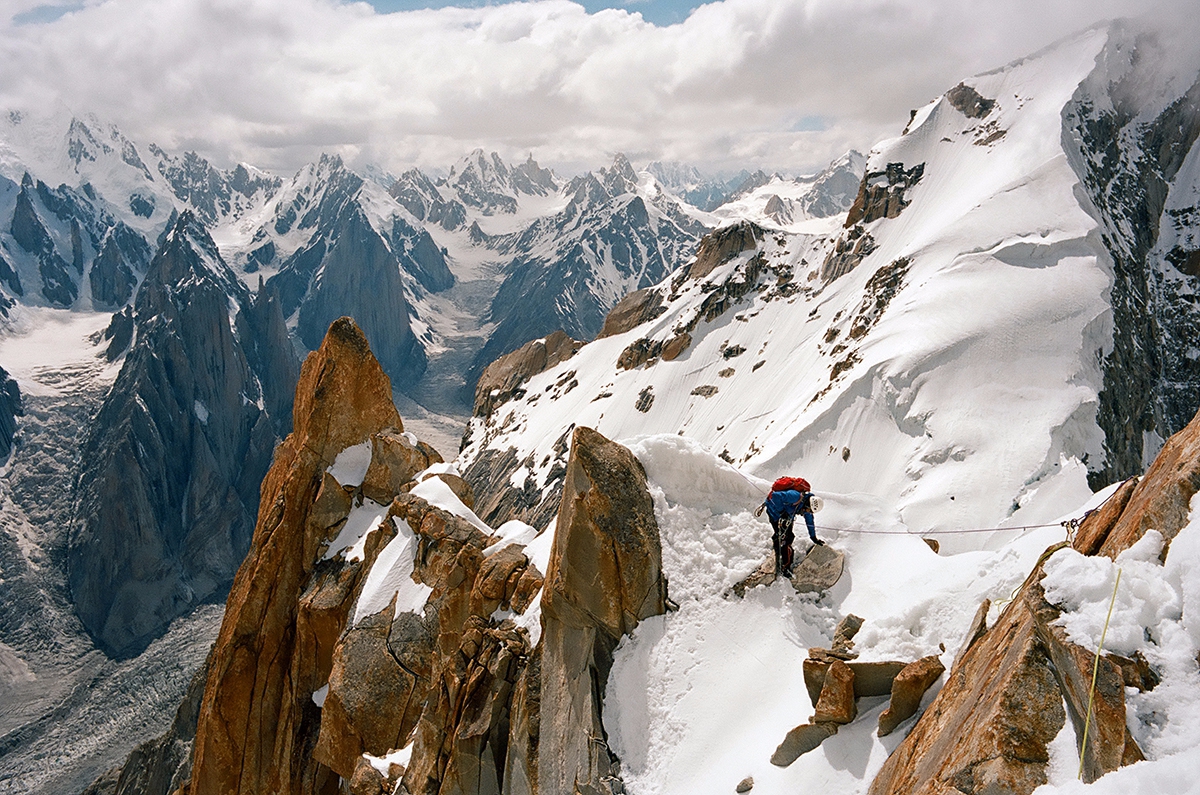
[765,405,1200,793]
[90,318,666,795]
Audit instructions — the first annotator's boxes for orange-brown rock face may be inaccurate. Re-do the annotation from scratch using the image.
[597,287,666,339]
[1097,407,1200,558]
[1024,580,1142,782]
[309,489,543,795]
[877,655,945,737]
[188,318,403,795]
[685,220,763,280]
[814,660,857,724]
[472,329,582,418]
[868,590,1065,795]
[539,426,668,795]
[867,410,1200,794]
[1071,476,1138,555]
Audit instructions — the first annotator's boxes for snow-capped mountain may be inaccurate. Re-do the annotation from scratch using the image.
[4,16,1200,795]
[645,160,743,211]
[440,22,1200,795]
[445,148,559,216]
[458,23,1199,552]
[216,153,452,386]
[472,153,709,384]
[710,150,867,229]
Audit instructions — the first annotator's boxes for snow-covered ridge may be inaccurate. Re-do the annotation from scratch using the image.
[459,24,1114,546]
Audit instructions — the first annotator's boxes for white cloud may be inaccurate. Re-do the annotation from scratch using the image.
[0,0,1189,176]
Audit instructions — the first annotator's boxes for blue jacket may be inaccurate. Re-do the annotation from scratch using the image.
[766,489,810,520]
[765,489,816,535]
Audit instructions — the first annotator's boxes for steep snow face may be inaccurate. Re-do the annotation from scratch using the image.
[460,26,1114,545]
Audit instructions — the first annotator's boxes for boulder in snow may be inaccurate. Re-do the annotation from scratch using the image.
[877,654,945,736]
[789,543,844,593]
[813,659,857,724]
[770,721,839,767]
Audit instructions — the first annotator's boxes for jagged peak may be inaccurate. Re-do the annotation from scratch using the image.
[609,152,637,181]
[316,152,347,173]
[144,210,244,300]
[449,148,510,181]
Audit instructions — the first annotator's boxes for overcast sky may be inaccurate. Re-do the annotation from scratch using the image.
[0,0,1189,177]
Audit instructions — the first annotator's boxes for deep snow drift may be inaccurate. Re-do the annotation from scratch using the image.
[386,430,1200,795]
[598,436,1200,795]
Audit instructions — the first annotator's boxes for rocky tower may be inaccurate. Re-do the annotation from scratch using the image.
[538,426,669,795]
[188,317,404,795]
[69,212,298,658]
[163,337,666,795]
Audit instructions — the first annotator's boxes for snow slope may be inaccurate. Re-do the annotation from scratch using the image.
[461,26,1113,546]
[451,23,1200,795]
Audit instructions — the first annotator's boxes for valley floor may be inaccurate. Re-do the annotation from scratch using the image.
[0,309,220,795]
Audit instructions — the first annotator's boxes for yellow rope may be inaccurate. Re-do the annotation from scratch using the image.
[1078,567,1122,781]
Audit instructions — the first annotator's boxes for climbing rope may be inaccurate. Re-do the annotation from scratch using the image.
[1078,567,1123,782]
[810,521,1072,536]
[724,444,1126,541]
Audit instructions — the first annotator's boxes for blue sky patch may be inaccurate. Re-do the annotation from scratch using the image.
[361,0,701,26]
[13,2,84,25]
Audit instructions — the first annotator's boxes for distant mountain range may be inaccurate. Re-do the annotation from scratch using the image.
[0,103,868,792]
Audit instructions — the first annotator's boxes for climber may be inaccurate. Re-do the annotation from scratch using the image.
[756,477,822,577]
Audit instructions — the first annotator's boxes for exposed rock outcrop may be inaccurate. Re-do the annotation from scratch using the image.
[814,660,857,724]
[69,213,299,658]
[844,162,924,227]
[867,584,1065,795]
[188,317,401,795]
[771,722,838,767]
[685,220,763,281]
[1094,406,1200,557]
[597,287,666,339]
[0,365,23,461]
[89,223,152,309]
[295,206,429,386]
[539,426,669,795]
[946,83,996,118]
[11,173,78,306]
[820,226,877,282]
[1071,477,1139,555]
[1065,40,1200,487]
[790,544,845,593]
[865,411,1200,794]
[472,330,583,418]
[877,655,945,737]
[360,428,442,504]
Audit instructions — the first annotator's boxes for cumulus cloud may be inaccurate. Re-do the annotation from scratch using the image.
[0,0,1189,175]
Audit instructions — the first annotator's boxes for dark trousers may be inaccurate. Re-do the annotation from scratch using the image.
[771,515,795,575]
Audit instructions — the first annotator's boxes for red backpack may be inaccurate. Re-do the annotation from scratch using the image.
[771,476,810,494]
